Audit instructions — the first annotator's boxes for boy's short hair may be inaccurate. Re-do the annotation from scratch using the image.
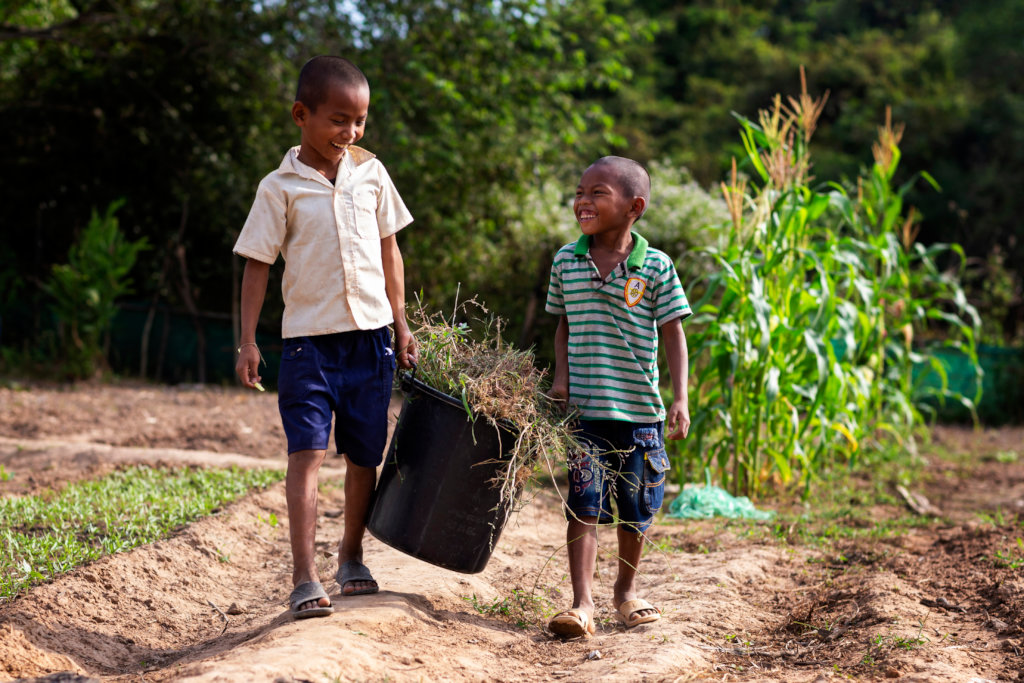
[295,56,369,112]
[589,156,651,217]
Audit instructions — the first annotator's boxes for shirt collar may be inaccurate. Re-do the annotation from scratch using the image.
[573,231,649,271]
[281,145,377,183]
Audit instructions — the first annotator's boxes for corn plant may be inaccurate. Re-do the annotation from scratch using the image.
[675,70,979,497]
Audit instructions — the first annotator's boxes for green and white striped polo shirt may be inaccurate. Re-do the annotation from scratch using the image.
[545,231,691,423]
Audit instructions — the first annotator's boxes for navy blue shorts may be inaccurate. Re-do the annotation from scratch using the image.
[565,420,671,533]
[277,327,396,467]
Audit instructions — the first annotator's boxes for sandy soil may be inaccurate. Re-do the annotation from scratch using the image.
[0,381,1022,682]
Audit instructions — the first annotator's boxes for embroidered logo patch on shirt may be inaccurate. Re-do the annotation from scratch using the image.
[625,277,646,307]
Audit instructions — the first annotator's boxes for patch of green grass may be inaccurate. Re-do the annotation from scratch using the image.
[993,538,1024,569]
[724,633,754,646]
[728,503,933,553]
[892,634,929,649]
[992,450,1019,464]
[713,447,944,551]
[870,631,929,653]
[977,507,1019,527]
[0,465,10,482]
[257,512,279,528]
[0,464,284,600]
[663,427,1019,568]
[864,620,931,662]
[464,588,550,629]
[320,478,345,492]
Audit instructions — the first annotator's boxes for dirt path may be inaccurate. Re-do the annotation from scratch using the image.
[0,383,1022,682]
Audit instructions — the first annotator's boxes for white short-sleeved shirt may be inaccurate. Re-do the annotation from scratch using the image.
[233,146,413,338]
[545,232,691,423]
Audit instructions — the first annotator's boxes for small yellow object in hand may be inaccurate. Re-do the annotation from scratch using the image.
[253,382,266,392]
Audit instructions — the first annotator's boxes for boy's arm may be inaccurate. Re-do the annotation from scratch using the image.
[235,258,270,389]
[661,318,690,439]
[549,315,569,403]
[381,234,417,369]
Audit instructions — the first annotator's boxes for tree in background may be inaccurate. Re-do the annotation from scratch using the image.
[0,0,639,368]
[948,0,1024,342]
[0,0,1020,381]
[595,0,1023,343]
[349,0,639,324]
[0,0,302,363]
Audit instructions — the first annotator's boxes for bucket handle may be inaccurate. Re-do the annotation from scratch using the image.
[398,359,418,393]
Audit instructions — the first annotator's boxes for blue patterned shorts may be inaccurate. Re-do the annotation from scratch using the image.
[565,419,670,533]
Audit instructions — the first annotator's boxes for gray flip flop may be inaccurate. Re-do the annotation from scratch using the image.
[335,560,379,596]
[289,581,334,619]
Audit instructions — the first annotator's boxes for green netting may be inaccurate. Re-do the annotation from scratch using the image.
[914,344,1024,424]
[666,472,775,520]
[106,304,282,385]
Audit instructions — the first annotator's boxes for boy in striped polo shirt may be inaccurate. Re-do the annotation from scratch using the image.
[545,156,691,638]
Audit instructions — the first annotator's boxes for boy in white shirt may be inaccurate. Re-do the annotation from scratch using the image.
[233,55,416,618]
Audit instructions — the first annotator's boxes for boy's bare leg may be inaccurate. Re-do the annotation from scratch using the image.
[612,526,657,619]
[337,456,377,594]
[286,449,331,612]
[566,516,599,618]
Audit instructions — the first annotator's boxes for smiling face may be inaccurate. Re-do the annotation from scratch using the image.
[573,164,644,239]
[291,80,370,177]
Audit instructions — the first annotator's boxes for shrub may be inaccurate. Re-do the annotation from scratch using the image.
[42,200,149,378]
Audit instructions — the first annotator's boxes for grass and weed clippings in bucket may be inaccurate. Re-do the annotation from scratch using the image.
[368,294,582,572]
[407,295,578,511]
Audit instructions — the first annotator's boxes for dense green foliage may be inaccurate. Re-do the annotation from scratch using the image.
[0,464,284,601]
[1,0,1020,364]
[0,1,1016,499]
[0,0,642,360]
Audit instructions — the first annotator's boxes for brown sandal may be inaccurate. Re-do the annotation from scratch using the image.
[614,599,661,628]
[548,608,596,638]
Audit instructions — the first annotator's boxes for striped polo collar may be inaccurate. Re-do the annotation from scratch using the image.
[573,231,649,271]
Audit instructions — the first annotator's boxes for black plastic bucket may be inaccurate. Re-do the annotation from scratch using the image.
[367,373,518,573]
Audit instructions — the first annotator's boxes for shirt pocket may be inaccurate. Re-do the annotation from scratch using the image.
[351,185,381,239]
